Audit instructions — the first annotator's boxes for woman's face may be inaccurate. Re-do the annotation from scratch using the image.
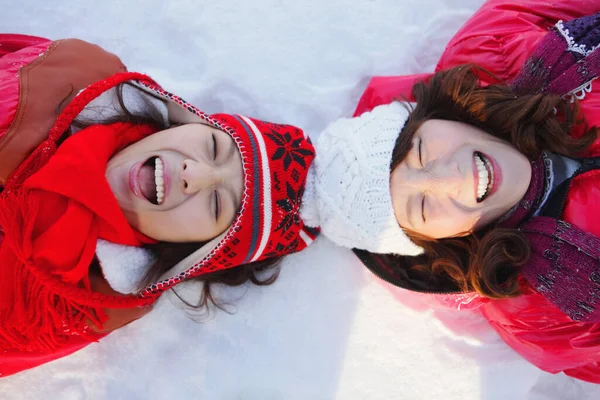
[106,123,244,242]
[390,119,532,239]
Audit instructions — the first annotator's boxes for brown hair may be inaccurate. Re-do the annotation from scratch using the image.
[389,65,596,298]
[74,83,281,311]
[141,241,280,312]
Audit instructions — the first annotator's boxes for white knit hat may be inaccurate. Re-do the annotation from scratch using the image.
[301,102,423,255]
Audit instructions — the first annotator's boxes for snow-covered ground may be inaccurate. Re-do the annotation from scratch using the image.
[2,0,600,398]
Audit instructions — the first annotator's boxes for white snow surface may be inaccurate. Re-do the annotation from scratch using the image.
[2,0,600,399]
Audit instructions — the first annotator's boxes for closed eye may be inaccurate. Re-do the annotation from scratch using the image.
[212,133,218,161]
[421,194,426,223]
[418,138,423,167]
[213,190,221,222]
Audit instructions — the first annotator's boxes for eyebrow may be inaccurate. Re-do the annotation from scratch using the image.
[450,196,476,212]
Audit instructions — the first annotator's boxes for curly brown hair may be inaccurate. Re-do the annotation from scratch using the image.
[388,65,597,299]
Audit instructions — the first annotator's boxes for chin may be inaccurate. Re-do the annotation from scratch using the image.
[122,210,143,230]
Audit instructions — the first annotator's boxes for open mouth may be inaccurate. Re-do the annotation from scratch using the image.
[138,156,165,205]
[474,151,494,203]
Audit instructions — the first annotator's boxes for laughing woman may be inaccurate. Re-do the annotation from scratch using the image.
[300,2,600,384]
[0,36,316,376]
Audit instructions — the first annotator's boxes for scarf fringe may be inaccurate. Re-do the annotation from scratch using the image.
[0,190,106,352]
[0,76,161,353]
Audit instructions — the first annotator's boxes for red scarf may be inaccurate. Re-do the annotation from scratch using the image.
[0,122,156,352]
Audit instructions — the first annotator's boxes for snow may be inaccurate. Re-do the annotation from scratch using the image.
[2,0,600,399]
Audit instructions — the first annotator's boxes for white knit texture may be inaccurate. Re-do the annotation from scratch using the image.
[301,102,423,255]
[96,239,157,294]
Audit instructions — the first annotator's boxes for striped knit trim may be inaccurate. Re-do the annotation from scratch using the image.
[240,116,273,263]
[234,116,262,264]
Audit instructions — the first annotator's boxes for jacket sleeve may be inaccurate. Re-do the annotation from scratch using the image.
[0,37,127,184]
[437,0,600,81]
[353,73,432,116]
[0,335,96,378]
[481,287,600,384]
[354,0,600,117]
[0,34,49,58]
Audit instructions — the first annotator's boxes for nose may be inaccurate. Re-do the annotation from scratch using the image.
[181,159,223,193]
[414,160,465,197]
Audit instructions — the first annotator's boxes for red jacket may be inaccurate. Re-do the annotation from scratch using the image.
[353,0,600,384]
[0,34,126,184]
[0,34,129,378]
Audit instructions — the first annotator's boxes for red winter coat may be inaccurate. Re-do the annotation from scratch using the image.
[0,34,150,378]
[354,0,600,384]
[0,34,127,183]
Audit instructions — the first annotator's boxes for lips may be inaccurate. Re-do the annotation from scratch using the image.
[473,151,495,202]
[129,156,169,205]
[485,153,502,199]
[129,161,144,199]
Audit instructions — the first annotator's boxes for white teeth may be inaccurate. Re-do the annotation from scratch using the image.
[475,154,491,201]
[155,157,165,205]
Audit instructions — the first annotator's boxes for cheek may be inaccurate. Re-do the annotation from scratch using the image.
[476,204,510,230]
[427,210,481,238]
[500,147,527,176]
[129,204,212,242]
[390,171,407,226]
[164,204,211,242]
[426,135,463,159]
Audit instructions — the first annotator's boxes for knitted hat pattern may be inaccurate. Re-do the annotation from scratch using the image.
[301,102,423,255]
[134,79,318,299]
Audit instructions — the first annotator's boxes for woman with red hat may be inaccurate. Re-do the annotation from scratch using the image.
[0,35,317,377]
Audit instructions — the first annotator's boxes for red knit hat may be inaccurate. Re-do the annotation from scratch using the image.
[132,80,318,299]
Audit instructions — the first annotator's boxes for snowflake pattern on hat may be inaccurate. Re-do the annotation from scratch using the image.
[136,80,318,299]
